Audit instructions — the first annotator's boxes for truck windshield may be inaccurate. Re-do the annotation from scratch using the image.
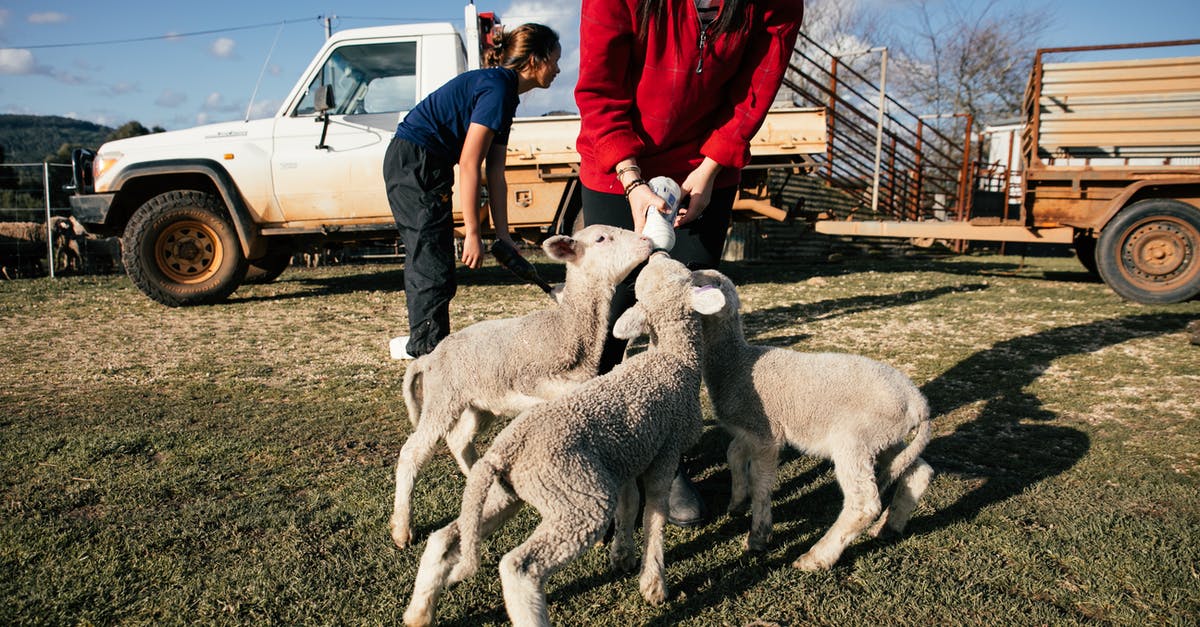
[296,41,418,116]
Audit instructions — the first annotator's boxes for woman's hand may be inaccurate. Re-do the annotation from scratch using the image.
[627,183,663,234]
[677,157,722,225]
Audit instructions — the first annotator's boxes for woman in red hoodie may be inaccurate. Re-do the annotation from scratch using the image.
[575,0,803,525]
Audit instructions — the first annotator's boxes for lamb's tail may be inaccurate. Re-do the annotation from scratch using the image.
[448,457,499,584]
[402,357,424,427]
[879,393,932,490]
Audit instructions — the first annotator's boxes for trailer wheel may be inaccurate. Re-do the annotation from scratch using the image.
[1072,231,1099,276]
[1096,199,1200,304]
[123,190,248,306]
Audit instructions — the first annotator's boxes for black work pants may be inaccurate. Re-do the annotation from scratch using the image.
[582,184,736,374]
[384,136,457,358]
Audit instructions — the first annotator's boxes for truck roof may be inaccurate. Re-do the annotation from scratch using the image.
[326,22,459,44]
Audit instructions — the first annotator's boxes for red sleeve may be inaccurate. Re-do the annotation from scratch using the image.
[575,0,644,174]
[700,0,803,170]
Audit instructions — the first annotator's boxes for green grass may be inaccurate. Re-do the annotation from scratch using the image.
[1,252,1198,626]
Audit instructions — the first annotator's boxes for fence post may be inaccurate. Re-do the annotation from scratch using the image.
[43,162,56,278]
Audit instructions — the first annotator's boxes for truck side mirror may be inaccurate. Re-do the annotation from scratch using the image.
[315,84,335,150]
[314,84,335,116]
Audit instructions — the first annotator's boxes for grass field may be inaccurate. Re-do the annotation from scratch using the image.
[1,251,1197,626]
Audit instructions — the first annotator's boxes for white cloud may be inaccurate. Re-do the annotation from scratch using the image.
[196,112,210,125]
[0,48,36,75]
[104,81,139,96]
[246,98,281,120]
[156,88,187,108]
[28,11,69,24]
[210,37,236,59]
[204,92,224,109]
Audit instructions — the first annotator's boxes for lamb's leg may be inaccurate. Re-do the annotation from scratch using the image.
[793,451,881,571]
[869,457,933,537]
[609,480,641,573]
[500,513,607,627]
[444,407,484,475]
[726,433,753,514]
[745,439,779,552]
[404,482,523,626]
[390,423,445,548]
[638,459,675,605]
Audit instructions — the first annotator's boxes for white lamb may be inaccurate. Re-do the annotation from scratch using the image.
[389,225,652,548]
[402,254,724,627]
[693,269,934,571]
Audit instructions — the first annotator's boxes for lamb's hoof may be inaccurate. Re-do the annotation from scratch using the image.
[609,548,638,574]
[640,580,668,606]
[743,534,769,553]
[403,606,433,627]
[867,519,901,540]
[792,552,831,571]
[390,523,413,549]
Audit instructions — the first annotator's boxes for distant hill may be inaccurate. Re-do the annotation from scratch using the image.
[0,115,114,164]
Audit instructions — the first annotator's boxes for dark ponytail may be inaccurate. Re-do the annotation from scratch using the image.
[637,0,751,40]
[482,23,560,72]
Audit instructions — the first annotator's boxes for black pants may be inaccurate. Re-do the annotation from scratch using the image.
[384,136,457,358]
[582,185,736,374]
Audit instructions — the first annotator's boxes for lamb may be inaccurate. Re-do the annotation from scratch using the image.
[389,225,653,548]
[692,269,934,571]
[0,218,79,278]
[401,254,725,627]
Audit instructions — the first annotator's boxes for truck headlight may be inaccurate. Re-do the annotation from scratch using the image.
[93,151,123,191]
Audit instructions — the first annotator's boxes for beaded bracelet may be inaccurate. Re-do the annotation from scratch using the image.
[623,177,647,197]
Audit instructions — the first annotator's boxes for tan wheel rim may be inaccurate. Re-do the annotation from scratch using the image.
[155,220,223,284]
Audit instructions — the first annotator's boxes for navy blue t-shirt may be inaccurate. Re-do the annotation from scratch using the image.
[394,67,520,162]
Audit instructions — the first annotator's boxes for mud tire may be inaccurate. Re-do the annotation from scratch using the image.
[122,190,247,306]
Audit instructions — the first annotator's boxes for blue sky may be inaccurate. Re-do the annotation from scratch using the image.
[0,0,1196,131]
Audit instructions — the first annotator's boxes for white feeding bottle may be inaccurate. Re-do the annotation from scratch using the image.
[641,176,682,252]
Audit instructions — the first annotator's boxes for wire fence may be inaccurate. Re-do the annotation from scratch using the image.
[0,162,75,279]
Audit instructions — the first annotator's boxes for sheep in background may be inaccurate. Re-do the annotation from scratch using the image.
[402,254,724,627]
[693,269,934,571]
[0,218,79,278]
[389,225,652,548]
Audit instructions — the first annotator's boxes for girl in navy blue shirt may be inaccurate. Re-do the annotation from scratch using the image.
[385,23,560,358]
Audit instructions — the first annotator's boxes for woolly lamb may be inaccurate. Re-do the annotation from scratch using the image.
[693,269,934,571]
[402,254,725,627]
[389,225,653,548]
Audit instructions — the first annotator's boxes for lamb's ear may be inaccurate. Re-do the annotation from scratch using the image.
[542,235,579,263]
[613,304,649,340]
[691,284,726,315]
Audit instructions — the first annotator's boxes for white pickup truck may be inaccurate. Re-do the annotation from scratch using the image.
[68,5,825,306]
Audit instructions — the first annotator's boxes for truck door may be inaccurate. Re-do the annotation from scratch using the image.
[271,40,419,224]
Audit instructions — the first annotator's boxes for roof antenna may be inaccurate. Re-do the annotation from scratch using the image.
[245,21,286,122]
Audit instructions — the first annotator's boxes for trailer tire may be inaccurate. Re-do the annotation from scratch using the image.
[123,190,248,306]
[1096,198,1200,304]
[1072,231,1099,276]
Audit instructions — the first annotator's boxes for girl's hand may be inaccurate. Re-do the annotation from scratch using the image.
[677,158,722,225]
[461,235,484,269]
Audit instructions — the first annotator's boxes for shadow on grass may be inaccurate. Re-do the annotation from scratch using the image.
[742,283,990,346]
[524,312,1194,621]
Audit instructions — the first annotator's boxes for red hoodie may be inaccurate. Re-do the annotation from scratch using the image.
[575,0,803,193]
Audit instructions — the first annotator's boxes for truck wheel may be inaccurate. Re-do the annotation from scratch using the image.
[1072,230,1099,276]
[244,240,293,284]
[122,190,247,306]
[1096,198,1200,304]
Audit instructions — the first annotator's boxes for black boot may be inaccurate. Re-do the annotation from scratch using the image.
[667,470,706,528]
